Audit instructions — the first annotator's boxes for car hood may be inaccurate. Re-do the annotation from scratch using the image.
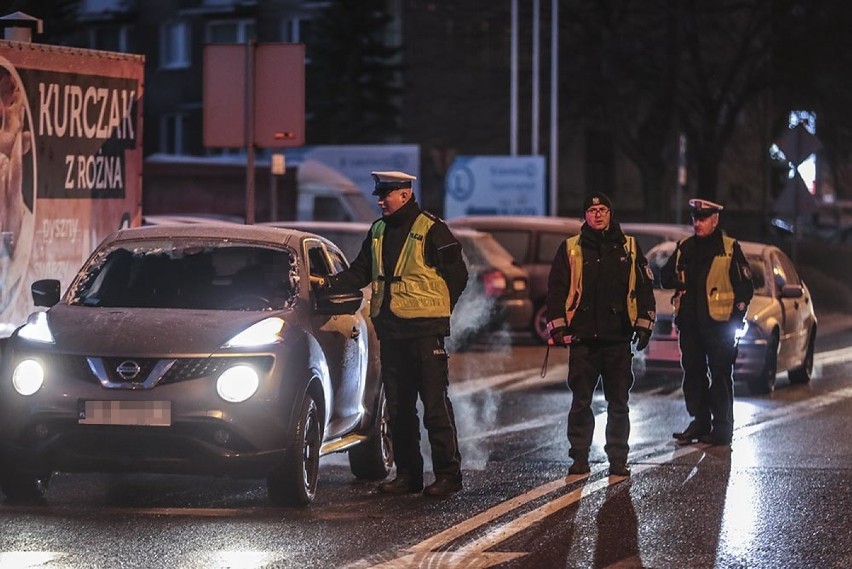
[40,304,285,356]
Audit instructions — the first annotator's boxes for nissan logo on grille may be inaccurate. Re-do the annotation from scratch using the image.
[116,360,142,380]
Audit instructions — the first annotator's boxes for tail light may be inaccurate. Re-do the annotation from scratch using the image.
[482,269,507,297]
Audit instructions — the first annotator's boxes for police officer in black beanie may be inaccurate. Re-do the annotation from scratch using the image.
[545,192,656,477]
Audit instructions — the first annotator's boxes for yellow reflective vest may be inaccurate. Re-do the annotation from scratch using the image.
[672,235,736,322]
[370,214,451,319]
[562,234,651,330]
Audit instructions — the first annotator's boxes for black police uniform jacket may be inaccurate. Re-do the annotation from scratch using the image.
[545,221,655,342]
[329,198,468,340]
[660,228,753,328]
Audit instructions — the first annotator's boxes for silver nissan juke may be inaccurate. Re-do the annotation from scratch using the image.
[0,224,392,506]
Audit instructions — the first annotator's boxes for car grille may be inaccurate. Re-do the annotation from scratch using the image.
[55,355,273,387]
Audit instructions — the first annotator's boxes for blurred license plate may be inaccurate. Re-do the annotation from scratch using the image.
[79,400,171,426]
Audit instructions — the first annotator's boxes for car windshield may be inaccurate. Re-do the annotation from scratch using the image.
[459,232,515,266]
[68,239,298,310]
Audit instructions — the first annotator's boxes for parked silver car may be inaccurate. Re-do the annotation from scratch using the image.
[262,221,533,350]
[641,239,818,393]
[0,224,392,505]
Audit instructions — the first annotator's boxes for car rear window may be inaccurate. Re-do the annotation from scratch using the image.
[69,240,298,310]
[484,230,531,264]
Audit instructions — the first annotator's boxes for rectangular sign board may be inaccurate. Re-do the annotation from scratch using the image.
[444,155,546,219]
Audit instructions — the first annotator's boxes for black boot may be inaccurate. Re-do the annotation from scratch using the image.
[568,453,590,475]
[672,420,710,442]
[378,472,423,494]
[423,476,463,497]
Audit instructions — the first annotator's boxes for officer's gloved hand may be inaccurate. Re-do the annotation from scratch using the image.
[632,328,651,351]
[549,326,570,346]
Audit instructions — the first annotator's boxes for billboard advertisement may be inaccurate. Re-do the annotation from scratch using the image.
[0,41,144,335]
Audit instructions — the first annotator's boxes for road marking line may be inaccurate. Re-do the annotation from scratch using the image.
[357,351,852,568]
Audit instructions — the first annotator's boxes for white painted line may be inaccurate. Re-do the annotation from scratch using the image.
[356,365,852,568]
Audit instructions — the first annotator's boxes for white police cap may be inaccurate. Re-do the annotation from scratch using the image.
[372,171,416,195]
[689,198,724,218]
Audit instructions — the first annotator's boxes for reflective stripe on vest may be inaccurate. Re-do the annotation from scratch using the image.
[370,214,451,319]
[672,235,735,322]
[563,234,639,327]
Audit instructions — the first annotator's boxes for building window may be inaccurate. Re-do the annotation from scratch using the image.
[284,17,316,61]
[89,25,133,52]
[206,19,256,44]
[160,114,187,155]
[160,21,190,69]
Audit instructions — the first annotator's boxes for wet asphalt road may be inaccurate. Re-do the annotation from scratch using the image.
[1,318,851,568]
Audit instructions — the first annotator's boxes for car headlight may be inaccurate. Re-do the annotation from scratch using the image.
[223,317,284,348]
[216,365,260,403]
[12,359,45,396]
[18,312,54,344]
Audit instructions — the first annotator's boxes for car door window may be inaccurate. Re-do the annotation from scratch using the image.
[775,252,801,286]
[326,246,349,274]
[306,240,332,280]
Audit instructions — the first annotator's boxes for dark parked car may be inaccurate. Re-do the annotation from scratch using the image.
[448,216,693,343]
[641,239,818,393]
[262,221,533,350]
[448,215,584,343]
[0,224,392,505]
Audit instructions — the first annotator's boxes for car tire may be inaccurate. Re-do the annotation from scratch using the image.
[267,392,322,506]
[747,333,778,394]
[0,466,50,504]
[532,302,549,344]
[348,387,393,480]
[788,328,816,384]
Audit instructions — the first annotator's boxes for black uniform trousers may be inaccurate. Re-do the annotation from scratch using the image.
[678,322,737,438]
[566,340,634,464]
[379,335,462,482]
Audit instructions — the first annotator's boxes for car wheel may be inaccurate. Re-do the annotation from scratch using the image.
[747,333,778,394]
[532,302,549,344]
[0,466,50,504]
[348,387,393,480]
[788,328,816,384]
[267,392,322,506]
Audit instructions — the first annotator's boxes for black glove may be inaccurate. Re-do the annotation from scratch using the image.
[632,329,651,351]
[549,326,570,346]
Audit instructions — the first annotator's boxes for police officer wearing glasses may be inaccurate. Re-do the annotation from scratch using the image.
[322,171,468,497]
[546,192,656,477]
[661,199,754,446]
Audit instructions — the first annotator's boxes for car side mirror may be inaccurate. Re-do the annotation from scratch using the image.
[780,284,804,299]
[314,289,364,315]
[32,279,61,307]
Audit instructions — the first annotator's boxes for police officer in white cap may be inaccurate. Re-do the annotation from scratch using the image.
[661,198,753,445]
[323,171,468,496]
